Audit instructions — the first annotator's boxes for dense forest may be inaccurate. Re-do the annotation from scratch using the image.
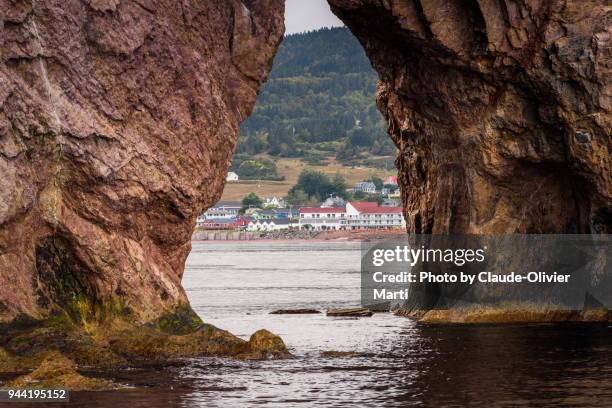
[235,27,395,168]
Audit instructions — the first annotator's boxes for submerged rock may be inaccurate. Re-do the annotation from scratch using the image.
[320,351,373,358]
[270,309,321,314]
[326,308,373,317]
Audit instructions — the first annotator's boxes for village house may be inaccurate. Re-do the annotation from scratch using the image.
[320,195,346,208]
[197,217,249,230]
[263,196,286,208]
[381,198,401,207]
[274,208,299,218]
[226,171,239,182]
[251,208,298,219]
[247,218,299,232]
[384,175,398,186]
[352,181,377,194]
[388,190,401,199]
[201,201,242,220]
[345,202,405,229]
[298,207,347,230]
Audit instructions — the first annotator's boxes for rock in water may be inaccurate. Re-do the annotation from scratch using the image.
[0,1,284,324]
[328,0,610,234]
[243,329,291,360]
[270,309,321,314]
[6,352,112,390]
[326,308,373,317]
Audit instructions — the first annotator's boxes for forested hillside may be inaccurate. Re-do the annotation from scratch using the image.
[235,27,394,168]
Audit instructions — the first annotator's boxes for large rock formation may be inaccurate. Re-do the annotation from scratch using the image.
[0,0,284,325]
[329,0,610,234]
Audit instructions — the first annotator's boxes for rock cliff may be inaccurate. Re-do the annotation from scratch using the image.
[0,0,284,325]
[328,0,610,234]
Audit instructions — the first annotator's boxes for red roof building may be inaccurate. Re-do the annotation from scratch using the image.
[384,176,398,185]
[298,207,346,214]
[345,202,405,229]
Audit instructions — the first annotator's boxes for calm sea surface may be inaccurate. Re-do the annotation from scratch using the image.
[50,242,612,407]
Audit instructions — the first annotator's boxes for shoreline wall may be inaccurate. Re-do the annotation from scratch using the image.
[192,231,261,241]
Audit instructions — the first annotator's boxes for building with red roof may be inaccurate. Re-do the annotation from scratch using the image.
[345,202,405,229]
[384,175,398,186]
[297,203,405,230]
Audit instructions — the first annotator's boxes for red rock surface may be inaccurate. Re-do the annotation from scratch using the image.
[0,0,284,323]
[329,0,611,234]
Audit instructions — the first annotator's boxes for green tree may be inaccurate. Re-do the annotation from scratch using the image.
[384,183,398,192]
[242,192,263,211]
[295,169,331,199]
[331,174,349,199]
[236,27,388,162]
[369,176,383,191]
[347,128,373,147]
[237,159,284,181]
[291,170,348,202]
[285,188,315,207]
[353,190,366,200]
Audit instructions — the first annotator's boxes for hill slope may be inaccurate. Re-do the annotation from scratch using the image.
[236,27,394,164]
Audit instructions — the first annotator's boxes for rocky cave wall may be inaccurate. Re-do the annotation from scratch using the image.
[329,0,611,234]
[0,0,284,324]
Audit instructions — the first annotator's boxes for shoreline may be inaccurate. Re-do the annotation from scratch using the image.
[192,229,408,242]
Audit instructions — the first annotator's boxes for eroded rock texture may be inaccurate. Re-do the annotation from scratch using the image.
[329,0,611,234]
[0,0,284,323]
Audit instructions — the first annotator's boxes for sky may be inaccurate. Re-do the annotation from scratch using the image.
[284,0,344,35]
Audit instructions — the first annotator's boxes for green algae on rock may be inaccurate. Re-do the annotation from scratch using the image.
[395,308,612,324]
[242,329,292,360]
[5,352,113,391]
[147,304,204,335]
[0,308,292,390]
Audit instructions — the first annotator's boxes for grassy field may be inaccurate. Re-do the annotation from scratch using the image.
[221,156,395,201]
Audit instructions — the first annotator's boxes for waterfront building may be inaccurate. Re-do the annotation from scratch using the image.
[298,207,347,230]
[345,202,405,229]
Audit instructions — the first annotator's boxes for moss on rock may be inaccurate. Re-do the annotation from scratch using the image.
[107,324,291,360]
[0,313,127,369]
[0,308,291,390]
[147,304,203,335]
[396,308,612,324]
[241,329,290,360]
[6,352,113,390]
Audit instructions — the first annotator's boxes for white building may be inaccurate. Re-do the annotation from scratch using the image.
[264,196,286,208]
[388,190,401,199]
[320,196,346,208]
[202,201,241,220]
[345,202,405,229]
[298,207,347,230]
[226,171,239,182]
[247,218,299,231]
[352,181,377,194]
